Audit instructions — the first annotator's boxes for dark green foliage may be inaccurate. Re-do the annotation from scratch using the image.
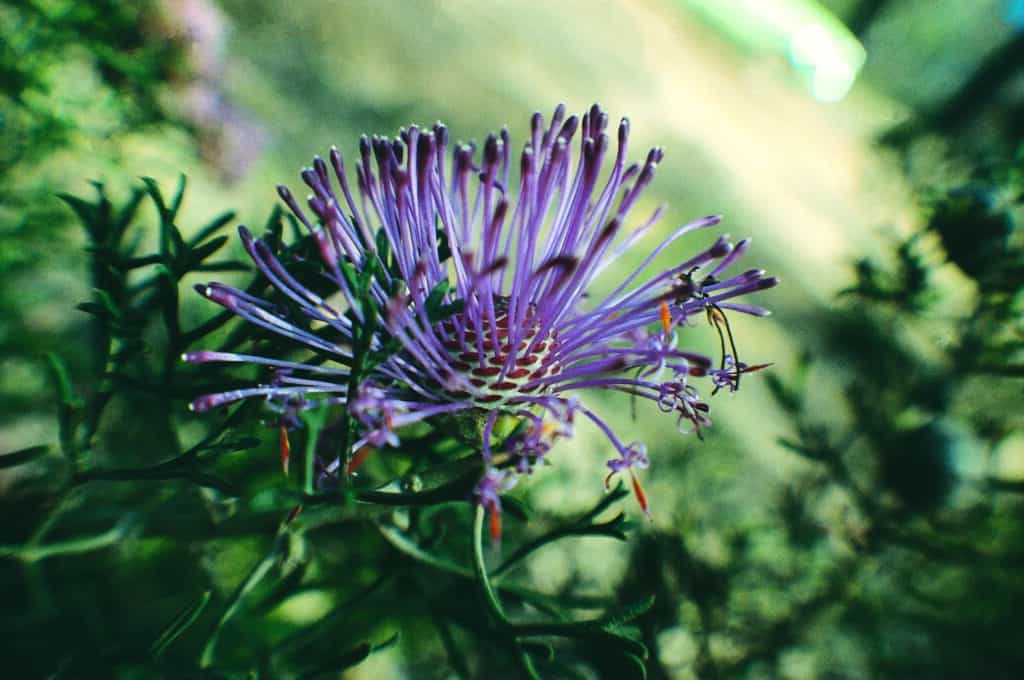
[0,0,187,428]
[1,0,180,163]
[634,151,1024,678]
[0,180,655,678]
[929,186,1015,281]
[588,103,1024,678]
[4,154,1022,680]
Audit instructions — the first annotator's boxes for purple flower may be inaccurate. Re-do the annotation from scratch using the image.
[474,466,517,513]
[185,104,776,515]
[349,383,400,448]
[474,466,518,542]
[604,441,651,515]
[500,397,577,474]
[708,354,773,395]
[606,441,649,478]
[657,377,712,438]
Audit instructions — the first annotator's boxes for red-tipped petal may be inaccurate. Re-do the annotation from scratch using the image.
[348,445,372,475]
[489,508,503,544]
[659,301,672,333]
[630,468,650,516]
[280,424,291,476]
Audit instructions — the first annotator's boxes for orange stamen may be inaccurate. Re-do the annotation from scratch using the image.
[279,424,291,476]
[489,508,503,543]
[348,445,373,475]
[630,468,651,517]
[659,301,672,333]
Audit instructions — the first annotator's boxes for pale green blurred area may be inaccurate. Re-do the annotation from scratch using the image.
[3,0,1014,676]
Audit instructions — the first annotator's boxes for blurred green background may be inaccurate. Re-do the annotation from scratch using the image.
[2,1,1023,678]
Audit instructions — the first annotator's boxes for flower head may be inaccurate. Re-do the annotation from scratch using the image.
[185,104,776,518]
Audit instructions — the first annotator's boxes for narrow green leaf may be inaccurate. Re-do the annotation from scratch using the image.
[200,530,288,667]
[357,252,378,295]
[424,279,456,323]
[299,401,332,495]
[142,177,186,258]
[501,495,531,522]
[191,260,250,273]
[375,227,391,264]
[113,187,146,243]
[150,590,212,658]
[250,563,311,616]
[76,302,111,319]
[45,353,81,460]
[378,525,474,578]
[264,204,285,240]
[336,257,360,295]
[194,436,262,459]
[140,177,167,220]
[519,640,554,662]
[579,480,629,522]
[435,227,452,262]
[367,337,402,368]
[0,445,49,469]
[156,267,181,344]
[167,173,187,221]
[92,288,122,318]
[57,192,99,238]
[76,461,236,495]
[434,300,465,323]
[776,437,830,461]
[286,212,306,241]
[0,515,135,563]
[298,635,400,680]
[188,211,237,247]
[593,595,655,629]
[622,652,648,679]
[597,631,647,661]
[185,234,229,267]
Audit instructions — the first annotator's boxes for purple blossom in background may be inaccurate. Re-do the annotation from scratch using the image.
[185,104,776,522]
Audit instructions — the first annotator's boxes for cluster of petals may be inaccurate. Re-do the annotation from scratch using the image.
[185,104,776,519]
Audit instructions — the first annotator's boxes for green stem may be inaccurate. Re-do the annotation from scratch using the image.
[473,506,542,679]
[300,401,331,495]
[381,524,474,579]
[473,505,507,623]
[493,483,628,579]
[378,525,601,614]
[1,516,133,563]
[200,529,287,667]
[492,522,614,580]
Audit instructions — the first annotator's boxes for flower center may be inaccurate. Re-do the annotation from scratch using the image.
[442,297,561,407]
